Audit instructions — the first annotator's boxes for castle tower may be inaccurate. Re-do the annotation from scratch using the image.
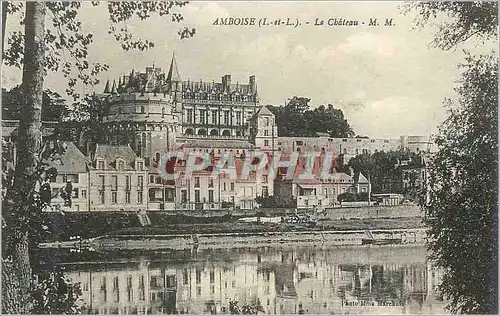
[167,51,182,104]
[250,105,278,152]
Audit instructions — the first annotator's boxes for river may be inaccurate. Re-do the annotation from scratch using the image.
[37,243,448,314]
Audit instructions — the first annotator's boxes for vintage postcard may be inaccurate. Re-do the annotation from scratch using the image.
[1,1,498,315]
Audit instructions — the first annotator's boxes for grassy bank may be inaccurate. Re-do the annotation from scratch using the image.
[110,217,425,236]
[40,211,425,242]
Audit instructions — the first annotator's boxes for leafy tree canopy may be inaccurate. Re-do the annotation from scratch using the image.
[2,85,68,121]
[425,53,497,314]
[403,1,498,50]
[268,97,354,138]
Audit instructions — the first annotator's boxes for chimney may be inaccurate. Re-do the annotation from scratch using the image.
[222,75,231,93]
[249,75,256,94]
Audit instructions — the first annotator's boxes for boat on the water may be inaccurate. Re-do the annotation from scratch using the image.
[361,238,403,245]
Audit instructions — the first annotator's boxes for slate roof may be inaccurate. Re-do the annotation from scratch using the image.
[255,105,274,116]
[94,144,138,168]
[45,142,89,173]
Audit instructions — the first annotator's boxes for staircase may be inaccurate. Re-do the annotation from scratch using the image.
[137,211,151,227]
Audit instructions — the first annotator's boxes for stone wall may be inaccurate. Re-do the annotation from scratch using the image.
[325,205,423,219]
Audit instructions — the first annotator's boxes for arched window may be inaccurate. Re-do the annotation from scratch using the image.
[197,129,207,136]
[184,128,194,135]
[222,130,231,137]
[210,129,219,136]
[140,106,145,114]
[141,133,146,147]
[155,152,160,163]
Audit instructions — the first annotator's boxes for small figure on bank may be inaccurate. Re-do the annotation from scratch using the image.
[63,180,73,207]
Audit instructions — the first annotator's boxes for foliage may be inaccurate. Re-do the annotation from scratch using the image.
[2,85,68,121]
[268,97,354,138]
[3,1,195,111]
[337,192,357,202]
[229,300,264,315]
[346,150,424,195]
[404,2,498,313]
[255,195,295,208]
[424,53,497,314]
[402,1,498,50]
[31,271,83,314]
[2,1,195,313]
[337,192,369,203]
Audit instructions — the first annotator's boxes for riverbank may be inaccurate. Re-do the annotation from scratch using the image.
[39,227,427,252]
[40,209,425,243]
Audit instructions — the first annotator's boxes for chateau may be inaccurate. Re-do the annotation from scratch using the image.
[2,53,433,212]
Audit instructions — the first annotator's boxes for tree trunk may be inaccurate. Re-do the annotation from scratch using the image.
[2,2,46,314]
[2,2,7,53]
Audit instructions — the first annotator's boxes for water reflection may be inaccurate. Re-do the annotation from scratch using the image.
[57,245,447,314]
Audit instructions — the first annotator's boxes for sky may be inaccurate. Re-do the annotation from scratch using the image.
[2,1,497,139]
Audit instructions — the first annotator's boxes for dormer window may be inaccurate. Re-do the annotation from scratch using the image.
[117,159,125,171]
[136,160,144,171]
[97,160,105,170]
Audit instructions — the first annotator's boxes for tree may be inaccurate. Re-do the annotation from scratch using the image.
[2,2,195,313]
[403,2,498,51]
[2,85,68,121]
[268,97,354,138]
[405,2,498,313]
[425,53,497,314]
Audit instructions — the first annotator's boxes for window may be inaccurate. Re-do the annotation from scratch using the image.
[183,269,189,285]
[236,111,242,125]
[125,176,131,191]
[112,192,117,204]
[98,175,105,190]
[362,187,367,192]
[117,161,124,170]
[224,110,229,125]
[196,269,201,284]
[98,160,105,170]
[73,188,79,198]
[262,186,268,197]
[323,188,328,196]
[264,130,269,136]
[210,271,215,283]
[81,190,87,199]
[111,175,118,191]
[149,175,155,183]
[262,175,268,183]
[194,177,200,188]
[187,109,193,123]
[223,182,227,191]
[194,190,200,203]
[138,176,144,190]
[137,192,143,204]
[136,161,143,170]
[181,190,187,203]
[230,182,234,191]
[264,140,269,146]
[99,191,105,204]
[212,110,217,124]
[208,190,214,202]
[208,178,213,188]
[125,192,131,204]
[200,109,206,124]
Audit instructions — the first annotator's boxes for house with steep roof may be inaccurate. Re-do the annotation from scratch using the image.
[42,141,91,212]
[274,155,370,210]
[88,144,148,212]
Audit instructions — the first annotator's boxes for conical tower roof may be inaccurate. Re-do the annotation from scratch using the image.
[111,80,117,94]
[103,79,110,93]
[167,51,181,82]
